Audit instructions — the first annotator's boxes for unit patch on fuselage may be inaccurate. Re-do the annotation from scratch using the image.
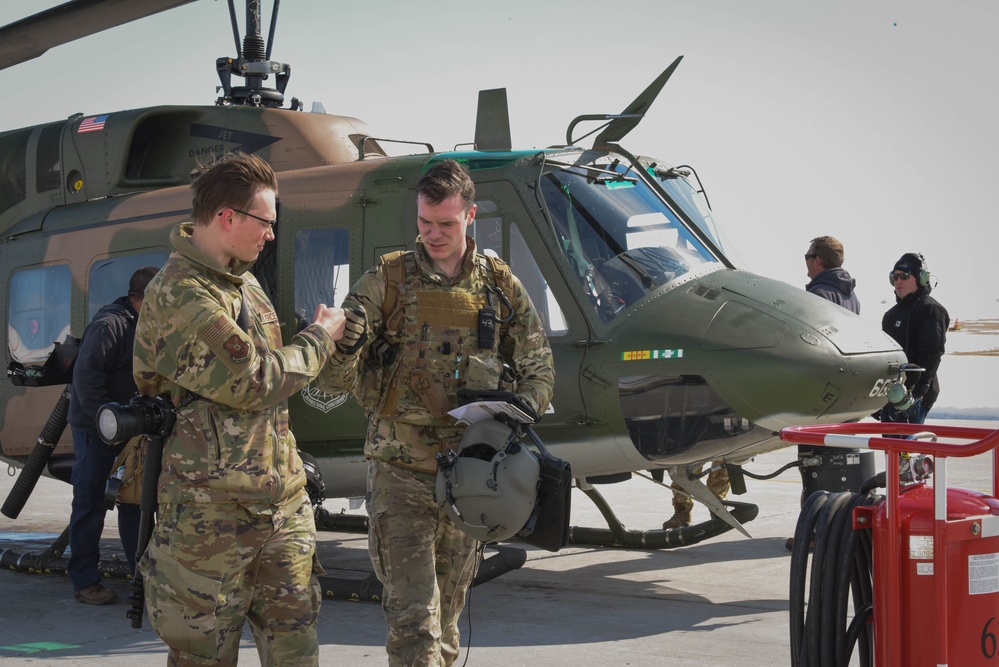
[301,384,350,413]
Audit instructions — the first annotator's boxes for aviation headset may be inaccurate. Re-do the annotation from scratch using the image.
[889,252,931,287]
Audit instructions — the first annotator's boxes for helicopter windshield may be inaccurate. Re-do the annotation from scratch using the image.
[539,155,722,323]
[644,161,725,252]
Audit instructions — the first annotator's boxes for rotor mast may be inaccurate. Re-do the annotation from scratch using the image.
[215,0,290,108]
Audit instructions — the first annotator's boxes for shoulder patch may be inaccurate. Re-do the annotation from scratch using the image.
[223,334,251,362]
[200,314,252,364]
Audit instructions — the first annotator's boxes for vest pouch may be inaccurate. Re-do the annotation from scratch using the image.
[464,354,503,392]
[355,349,402,417]
[410,368,450,419]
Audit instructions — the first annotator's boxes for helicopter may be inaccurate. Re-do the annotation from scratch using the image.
[0,0,908,577]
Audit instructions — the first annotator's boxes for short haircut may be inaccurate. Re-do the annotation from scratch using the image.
[190,152,278,226]
[810,236,845,269]
[416,159,475,211]
[128,266,159,298]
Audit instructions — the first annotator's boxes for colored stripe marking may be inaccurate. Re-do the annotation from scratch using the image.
[621,349,684,361]
[0,642,81,654]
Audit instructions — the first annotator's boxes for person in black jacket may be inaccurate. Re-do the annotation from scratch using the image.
[880,252,950,424]
[804,236,860,314]
[787,237,863,550]
[67,266,158,605]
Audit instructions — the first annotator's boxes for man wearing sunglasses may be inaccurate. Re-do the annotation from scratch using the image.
[804,236,860,314]
[786,236,863,550]
[880,252,950,424]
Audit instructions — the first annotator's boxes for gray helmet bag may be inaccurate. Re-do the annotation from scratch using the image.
[436,418,541,543]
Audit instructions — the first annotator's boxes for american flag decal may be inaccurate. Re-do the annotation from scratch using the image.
[77,114,109,133]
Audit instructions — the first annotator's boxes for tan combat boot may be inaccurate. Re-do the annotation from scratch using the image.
[662,496,693,529]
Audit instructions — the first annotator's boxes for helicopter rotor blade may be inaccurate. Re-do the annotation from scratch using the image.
[0,0,199,72]
[593,55,683,148]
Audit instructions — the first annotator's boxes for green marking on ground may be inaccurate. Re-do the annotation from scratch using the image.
[0,641,80,654]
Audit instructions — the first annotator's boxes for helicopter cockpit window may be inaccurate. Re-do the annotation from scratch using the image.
[645,162,725,253]
[87,252,168,323]
[540,156,722,323]
[8,264,72,363]
[294,228,351,331]
[472,200,568,337]
[0,129,30,215]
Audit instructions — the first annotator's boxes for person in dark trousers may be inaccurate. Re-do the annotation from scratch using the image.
[880,252,950,424]
[67,266,157,604]
[789,237,862,550]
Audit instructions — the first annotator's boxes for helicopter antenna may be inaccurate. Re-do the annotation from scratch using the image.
[592,56,683,148]
[216,0,291,108]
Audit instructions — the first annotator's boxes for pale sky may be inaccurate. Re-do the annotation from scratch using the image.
[3,0,997,321]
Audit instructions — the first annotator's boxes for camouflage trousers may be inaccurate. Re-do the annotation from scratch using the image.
[671,461,731,512]
[366,459,479,667]
[140,491,321,666]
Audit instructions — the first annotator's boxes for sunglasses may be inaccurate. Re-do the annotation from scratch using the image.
[890,271,912,282]
[804,254,819,260]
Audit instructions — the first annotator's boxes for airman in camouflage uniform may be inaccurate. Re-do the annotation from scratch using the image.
[319,159,555,666]
[133,152,358,666]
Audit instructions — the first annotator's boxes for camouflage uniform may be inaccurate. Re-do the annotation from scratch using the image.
[133,223,343,666]
[320,237,555,666]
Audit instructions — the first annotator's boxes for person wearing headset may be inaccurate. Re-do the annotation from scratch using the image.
[880,252,950,424]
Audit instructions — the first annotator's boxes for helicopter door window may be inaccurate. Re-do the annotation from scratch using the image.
[471,200,503,257]
[87,252,168,323]
[472,199,567,336]
[8,264,72,363]
[294,228,351,331]
[510,223,567,336]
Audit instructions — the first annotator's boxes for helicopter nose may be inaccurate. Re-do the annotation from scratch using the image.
[608,272,905,466]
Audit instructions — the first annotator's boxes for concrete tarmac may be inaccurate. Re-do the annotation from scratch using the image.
[1,419,995,666]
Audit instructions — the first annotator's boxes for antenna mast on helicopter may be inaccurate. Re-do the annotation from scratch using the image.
[215,0,291,108]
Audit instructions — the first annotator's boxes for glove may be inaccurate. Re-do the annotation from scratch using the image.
[336,306,368,355]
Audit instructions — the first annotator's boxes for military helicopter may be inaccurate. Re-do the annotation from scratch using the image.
[0,0,907,577]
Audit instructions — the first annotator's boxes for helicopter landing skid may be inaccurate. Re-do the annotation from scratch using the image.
[318,544,527,603]
[569,485,759,549]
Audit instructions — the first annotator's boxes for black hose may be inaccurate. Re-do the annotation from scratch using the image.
[1,385,71,519]
[788,490,880,667]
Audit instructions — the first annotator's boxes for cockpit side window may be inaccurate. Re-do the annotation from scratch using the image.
[8,264,72,363]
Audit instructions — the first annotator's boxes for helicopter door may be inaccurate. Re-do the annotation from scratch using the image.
[472,182,586,429]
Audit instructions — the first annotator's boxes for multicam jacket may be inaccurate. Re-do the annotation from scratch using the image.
[133,223,340,506]
[319,236,555,473]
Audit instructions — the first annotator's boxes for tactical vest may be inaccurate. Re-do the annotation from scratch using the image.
[355,250,515,425]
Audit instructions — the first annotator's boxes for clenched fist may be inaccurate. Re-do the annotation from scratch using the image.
[336,306,368,355]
